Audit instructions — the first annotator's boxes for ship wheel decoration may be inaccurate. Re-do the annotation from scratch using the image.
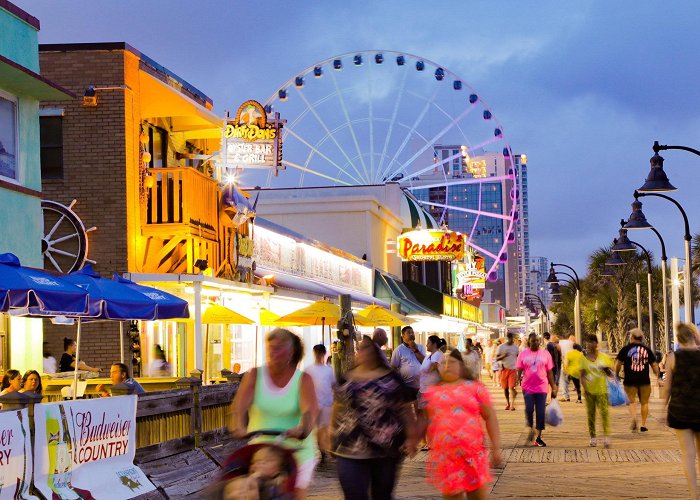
[41,199,96,273]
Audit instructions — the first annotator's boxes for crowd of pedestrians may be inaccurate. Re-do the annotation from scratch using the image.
[226,322,700,499]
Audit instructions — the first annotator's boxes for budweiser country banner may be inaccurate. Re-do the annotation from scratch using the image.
[34,396,155,499]
[0,408,34,499]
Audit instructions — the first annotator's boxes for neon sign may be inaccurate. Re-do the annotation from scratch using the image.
[397,230,465,262]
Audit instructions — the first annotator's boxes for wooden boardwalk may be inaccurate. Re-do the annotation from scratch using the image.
[309,379,688,499]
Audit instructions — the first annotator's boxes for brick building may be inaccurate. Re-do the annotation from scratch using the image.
[39,43,224,372]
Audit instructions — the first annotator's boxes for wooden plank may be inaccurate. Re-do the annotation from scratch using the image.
[136,391,193,418]
[199,383,237,407]
[135,436,196,463]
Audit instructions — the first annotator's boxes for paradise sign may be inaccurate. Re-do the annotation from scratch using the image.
[397,229,465,262]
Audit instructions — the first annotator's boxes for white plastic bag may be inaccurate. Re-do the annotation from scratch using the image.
[545,399,564,426]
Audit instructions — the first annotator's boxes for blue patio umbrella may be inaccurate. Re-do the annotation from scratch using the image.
[0,253,88,315]
[64,265,159,320]
[112,275,190,320]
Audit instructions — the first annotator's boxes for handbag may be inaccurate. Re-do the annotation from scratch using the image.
[607,376,629,406]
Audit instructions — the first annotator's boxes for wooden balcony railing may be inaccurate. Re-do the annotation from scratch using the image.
[143,167,219,240]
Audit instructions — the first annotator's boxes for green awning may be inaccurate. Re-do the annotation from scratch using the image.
[374,270,437,317]
[0,54,74,100]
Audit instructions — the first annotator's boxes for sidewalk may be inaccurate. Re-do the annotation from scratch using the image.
[309,379,687,499]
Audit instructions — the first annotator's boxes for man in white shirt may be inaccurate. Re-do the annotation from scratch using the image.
[496,333,520,410]
[305,344,336,459]
[558,334,575,401]
[390,325,426,400]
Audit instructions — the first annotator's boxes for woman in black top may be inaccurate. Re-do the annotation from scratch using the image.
[663,322,700,500]
[59,337,100,373]
[332,335,418,500]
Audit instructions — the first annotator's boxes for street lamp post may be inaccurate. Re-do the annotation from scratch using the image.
[611,224,656,348]
[638,140,700,325]
[623,199,671,351]
[629,191,693,325]
[546,263,582,344]
[630,240,654,350]
[525,293,549,333]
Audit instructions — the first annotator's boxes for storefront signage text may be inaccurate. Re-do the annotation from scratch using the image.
[253,225,372,295]
[397,230,465,262]
[224,100,283,170]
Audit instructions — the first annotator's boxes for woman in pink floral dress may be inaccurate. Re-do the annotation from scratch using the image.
[421,349,502,499]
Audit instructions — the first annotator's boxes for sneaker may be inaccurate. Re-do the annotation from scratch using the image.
[576,399,583,404]
[558,397,570,402]
[640,426,648,432]
[603,437,611,449]
[534,437,547,447]
[589,438,597,447]
[505,404,511,411]
[631,420,638,432]
[526,428,535,443]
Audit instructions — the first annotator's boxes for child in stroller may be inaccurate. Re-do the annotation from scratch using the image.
[207,432,297,500]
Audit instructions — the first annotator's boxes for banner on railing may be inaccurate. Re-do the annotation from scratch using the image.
[0,408,34,499]
[33,396,155,499]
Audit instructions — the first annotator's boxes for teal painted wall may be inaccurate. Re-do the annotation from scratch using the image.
[0,189,42,266]
[0,5,44,373]
[0,9,39,72]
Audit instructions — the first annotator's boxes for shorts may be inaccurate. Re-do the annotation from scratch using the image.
[296,457,319,489]
[624,384,651,404]
[668,413,700,432]
[500,369,517,389]
[317,406,332,428]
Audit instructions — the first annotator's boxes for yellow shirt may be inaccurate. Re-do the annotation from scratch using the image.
[565,350,583,377]
[579,352,613,395]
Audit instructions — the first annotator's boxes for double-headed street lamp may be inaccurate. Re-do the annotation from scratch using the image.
[624,190,693,325]
[637,140,698,325]
[524,292,549,333]
[546,263,582,344]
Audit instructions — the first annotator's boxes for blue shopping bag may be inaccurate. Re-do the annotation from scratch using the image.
[607,376,629,406]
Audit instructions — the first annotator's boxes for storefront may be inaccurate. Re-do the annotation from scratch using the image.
[127,215,379,377]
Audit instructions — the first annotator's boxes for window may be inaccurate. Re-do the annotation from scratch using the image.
[40,115,64,179]
[0,92,18,180]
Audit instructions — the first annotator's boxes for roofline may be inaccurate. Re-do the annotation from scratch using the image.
[246,183,396,192]
[0,0,40,30]
[39,42,213,107]
[0,52,75,98]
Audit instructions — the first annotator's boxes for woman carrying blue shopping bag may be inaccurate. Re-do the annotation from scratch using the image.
[578,334,614,448]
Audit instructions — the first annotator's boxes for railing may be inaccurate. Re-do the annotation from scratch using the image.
[4,376,239,464]
[144,167,219,239]
[199,383,237,441]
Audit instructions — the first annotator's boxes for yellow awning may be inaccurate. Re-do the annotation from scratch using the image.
[139,71,222,136]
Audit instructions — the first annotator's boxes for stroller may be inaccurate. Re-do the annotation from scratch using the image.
[204,430,298,499]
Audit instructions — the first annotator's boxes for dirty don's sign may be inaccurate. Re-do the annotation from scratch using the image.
[224,100,284,172]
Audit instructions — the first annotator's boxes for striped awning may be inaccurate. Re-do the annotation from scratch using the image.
[401,191,438,229]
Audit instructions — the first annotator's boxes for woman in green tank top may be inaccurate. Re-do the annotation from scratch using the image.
[230,328,319,499]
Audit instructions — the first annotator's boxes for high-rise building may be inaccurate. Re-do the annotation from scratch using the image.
[529,256,550,307]
[515,155,530,308]
[411,146,519,313]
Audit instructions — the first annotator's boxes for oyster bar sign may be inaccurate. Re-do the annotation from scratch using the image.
[224,100,283,170]
[397,229,465,262]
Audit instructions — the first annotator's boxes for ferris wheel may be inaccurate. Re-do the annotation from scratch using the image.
[242,51,519,281]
